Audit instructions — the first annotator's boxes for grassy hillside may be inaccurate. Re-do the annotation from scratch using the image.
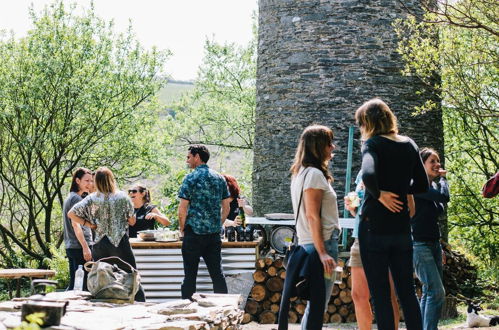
[157,80,194,104]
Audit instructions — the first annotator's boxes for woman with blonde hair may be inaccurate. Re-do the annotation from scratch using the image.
[355,98,428,329]
[68,167,145,301]
[289,124,340,329]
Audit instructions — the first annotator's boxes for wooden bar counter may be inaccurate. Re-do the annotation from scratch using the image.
[131,238,261,302]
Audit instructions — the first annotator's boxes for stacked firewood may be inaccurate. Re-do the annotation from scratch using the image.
[243,257,356,324]
[441,241,478,298]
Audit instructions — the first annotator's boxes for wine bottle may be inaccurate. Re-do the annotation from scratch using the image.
[238,197,246,228]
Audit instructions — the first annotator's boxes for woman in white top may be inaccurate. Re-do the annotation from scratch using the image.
[290,124,340,329]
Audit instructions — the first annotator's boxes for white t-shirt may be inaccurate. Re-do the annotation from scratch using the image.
[291,167,340,245]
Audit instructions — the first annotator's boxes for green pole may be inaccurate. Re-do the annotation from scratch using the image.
[342,126,355,247]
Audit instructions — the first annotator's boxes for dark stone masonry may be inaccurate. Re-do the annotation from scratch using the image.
[253,0,444,215]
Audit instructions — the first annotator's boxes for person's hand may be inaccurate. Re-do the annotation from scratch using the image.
[438,169,447,178]
[233,216,242,226]
[88,222,97,230]
[83,246,92,262]
[145,213,157,220]
[237,198,246,208]
[319,252,337,277]
[378,190,403,213]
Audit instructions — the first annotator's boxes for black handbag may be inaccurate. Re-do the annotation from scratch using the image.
[283,169,310,269]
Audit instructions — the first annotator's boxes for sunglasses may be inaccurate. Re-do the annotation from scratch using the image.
[128,189,144,194]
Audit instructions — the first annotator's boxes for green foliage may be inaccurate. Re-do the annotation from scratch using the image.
[395,0,498,283]
[168,26,257,150]
[161,168,188,231]
[0,0,170,266]
[44,244,69,289]
[15,312,44,330]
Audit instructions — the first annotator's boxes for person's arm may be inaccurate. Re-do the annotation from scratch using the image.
[237,198,254,216]
[361,142,380,199]
[71,221,92,261]
[128,215,136,226]
[407,194,415,218]
[304,188,336,275]
[410,146,430,194]
[68,210,97,230]
[362,141,403,213]
[415,178,450,203]
[178,198,189,233]
[146,207,171,226]
[221,198,231,226]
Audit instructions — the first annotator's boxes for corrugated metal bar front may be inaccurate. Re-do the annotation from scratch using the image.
[134,248,257,302]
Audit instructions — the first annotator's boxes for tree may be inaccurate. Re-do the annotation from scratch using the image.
[169,26,257,150]
[0,1,170,267]
[395,0,498,279]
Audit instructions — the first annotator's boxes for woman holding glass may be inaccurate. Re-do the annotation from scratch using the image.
[289,124,340,329]
[355,98,428,330]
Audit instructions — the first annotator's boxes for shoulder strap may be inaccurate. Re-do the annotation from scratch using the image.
[291,168,311,246]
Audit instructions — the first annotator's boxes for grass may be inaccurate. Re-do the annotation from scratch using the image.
[157,81,194,104]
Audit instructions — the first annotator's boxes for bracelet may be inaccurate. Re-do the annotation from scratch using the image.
[83,220,87,227]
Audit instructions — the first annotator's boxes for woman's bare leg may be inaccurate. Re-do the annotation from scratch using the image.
[351,266,373,330]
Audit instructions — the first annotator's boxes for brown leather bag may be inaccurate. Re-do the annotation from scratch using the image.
[84,257,139,303]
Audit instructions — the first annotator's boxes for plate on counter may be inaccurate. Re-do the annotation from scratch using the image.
[155,238,179,242]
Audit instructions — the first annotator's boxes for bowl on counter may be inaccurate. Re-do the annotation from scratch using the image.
[137,230,157,241]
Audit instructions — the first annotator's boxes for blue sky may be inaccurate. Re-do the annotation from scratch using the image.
[0,0,257,81]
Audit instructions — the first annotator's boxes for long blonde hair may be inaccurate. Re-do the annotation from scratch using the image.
[94,167,116,194]
[290,125,334,181]
[355,98,398,140]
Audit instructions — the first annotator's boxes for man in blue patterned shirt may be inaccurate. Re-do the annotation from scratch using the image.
[178,144,231,299]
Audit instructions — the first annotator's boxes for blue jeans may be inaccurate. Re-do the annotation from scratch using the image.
[413,241,445,330]
[300,230,339,330]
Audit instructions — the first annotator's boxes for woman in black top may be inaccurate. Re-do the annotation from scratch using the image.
[411,148,449,330]
[128,184,170,238]
[355,98,428,330]
[221,174,253,227]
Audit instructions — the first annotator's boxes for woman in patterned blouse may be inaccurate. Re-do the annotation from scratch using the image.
[68,166,146,301]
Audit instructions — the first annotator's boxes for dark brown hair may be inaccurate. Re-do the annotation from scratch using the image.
[133,184,151,204]
[355,98,398,140]
[222,174,241,199]
[290,125,334,181]
[70,167,93,193]
[420,147,439,163]
[188,144,210,163]
[94,167,116,194]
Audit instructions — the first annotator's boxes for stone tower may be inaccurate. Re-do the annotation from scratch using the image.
[253,0,443,215]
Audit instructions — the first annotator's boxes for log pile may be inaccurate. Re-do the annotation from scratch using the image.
[441,241,478,298]
[244,257,356,324]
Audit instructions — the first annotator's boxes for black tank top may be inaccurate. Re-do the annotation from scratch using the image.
[129,204,156,238]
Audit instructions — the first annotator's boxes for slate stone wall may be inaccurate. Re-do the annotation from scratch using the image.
[253,0,443,215]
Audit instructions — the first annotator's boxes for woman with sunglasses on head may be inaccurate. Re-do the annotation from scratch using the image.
[68,167,146,301]
[289,124,340,329]
[128,184,170,238]
[63,167,94,290]
[411,148,449,330]
[355,98,428,330]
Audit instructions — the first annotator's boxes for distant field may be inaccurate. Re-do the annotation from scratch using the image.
[157,81,195,104]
